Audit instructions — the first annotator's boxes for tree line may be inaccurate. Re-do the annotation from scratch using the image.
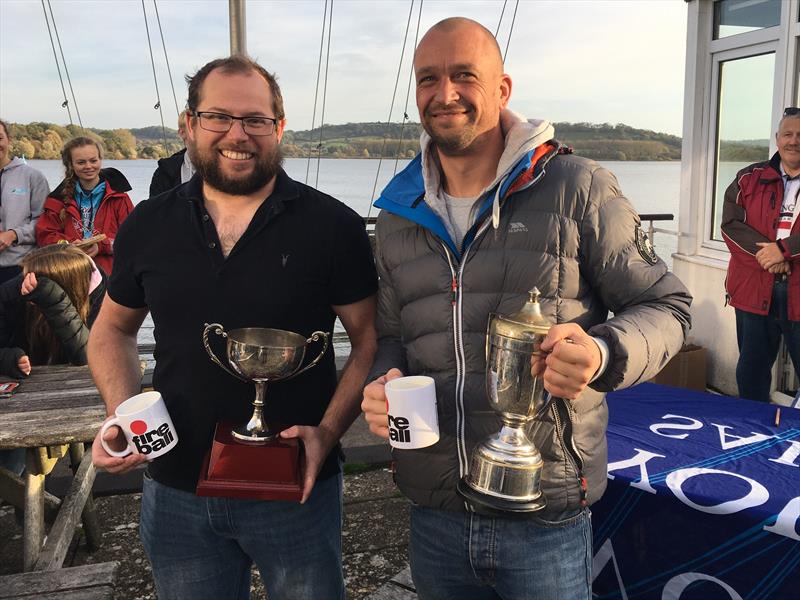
[4,120,770,162]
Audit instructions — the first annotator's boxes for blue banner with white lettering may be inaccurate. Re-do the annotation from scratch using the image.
[592,383,800,600]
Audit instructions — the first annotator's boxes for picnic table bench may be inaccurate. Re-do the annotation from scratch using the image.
[0,364,106,572]
[0,562,120,599]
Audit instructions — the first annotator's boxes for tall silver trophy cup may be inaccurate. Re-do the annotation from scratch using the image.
[202,324,329,443]
[458,288,551,512]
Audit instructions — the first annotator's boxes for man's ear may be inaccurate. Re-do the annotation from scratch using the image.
[499,74,513,109]
[276,118,287,143]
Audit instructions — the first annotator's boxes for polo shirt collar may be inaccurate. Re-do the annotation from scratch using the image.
[176,167,300,209]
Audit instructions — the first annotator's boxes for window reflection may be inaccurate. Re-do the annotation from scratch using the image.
[711,53,775,240]
[713,0,781,39]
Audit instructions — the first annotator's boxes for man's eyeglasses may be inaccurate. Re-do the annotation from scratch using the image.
[784,107,800,117]
[192,111,279,136]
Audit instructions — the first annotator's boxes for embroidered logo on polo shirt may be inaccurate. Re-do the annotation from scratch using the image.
[635,226,659,265]
[282,254,290,267]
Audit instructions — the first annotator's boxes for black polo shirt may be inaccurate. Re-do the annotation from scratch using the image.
[108,169,378,492]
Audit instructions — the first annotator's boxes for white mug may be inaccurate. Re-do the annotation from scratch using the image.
[100,391,178,459]
[385,376,440,449]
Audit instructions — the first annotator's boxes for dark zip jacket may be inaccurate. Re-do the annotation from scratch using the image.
[370,139,692,518]
[0,272,106,378]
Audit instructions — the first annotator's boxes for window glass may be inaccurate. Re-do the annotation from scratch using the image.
[711,53,775,240]
[713,0,781,39]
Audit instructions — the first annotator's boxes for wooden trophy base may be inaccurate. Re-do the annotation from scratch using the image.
[196,422,303,501]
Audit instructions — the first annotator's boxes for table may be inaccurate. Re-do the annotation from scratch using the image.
[592,383,800,600]
[0,365,106,572]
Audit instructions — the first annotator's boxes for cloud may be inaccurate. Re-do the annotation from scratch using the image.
[1,0,687,134]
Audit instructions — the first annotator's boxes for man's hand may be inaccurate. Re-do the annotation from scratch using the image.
[20,272,37,296]
[91,421,147,474]
[17,355,31,376]
[756,242,785,270]
[536,323,601,401]
[768,261,791,275]
[0,230,16,252]
[361,368,404,439]
[280,424,337,503]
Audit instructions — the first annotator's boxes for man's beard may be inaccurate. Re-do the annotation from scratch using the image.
[422,101,478,155]
[194,144,283,195]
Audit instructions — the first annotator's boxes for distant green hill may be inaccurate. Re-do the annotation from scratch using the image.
[4,119,767,162]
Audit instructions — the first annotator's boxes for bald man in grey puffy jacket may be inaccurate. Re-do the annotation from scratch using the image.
[361,17,692,600]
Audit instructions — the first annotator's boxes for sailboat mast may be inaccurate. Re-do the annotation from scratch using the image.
[229,0,247,56]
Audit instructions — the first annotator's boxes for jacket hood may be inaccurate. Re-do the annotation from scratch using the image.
[50,167,132,200]
[420,109,554,204]
[375,109,558,255]
[1,157,28,172]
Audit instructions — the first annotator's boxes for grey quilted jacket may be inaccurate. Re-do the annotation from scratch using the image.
[370,122,692,518]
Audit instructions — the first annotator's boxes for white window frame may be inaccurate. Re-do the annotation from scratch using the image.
[702,43,778,255]
[684,0,800,263]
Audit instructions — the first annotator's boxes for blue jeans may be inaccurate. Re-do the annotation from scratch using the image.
[736,280,800,402]
[139,472,345,600]
[409,505,592,600]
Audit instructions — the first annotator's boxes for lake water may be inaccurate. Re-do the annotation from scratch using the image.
[28,156,682,251]
[27,157,681,347]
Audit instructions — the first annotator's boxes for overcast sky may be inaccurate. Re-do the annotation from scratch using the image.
[0,0,688,135]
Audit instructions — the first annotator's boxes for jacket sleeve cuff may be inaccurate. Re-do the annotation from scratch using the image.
[589,336,610,383]
[776,239,791,260]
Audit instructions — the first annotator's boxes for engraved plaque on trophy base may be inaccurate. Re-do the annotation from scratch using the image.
[196,422,303,501]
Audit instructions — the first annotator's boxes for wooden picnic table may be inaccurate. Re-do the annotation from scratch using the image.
[0,364,106,572]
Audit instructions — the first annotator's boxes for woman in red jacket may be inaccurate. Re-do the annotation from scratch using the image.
[35,137,134,275]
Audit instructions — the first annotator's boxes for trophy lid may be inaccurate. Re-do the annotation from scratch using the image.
[489,288,551,341]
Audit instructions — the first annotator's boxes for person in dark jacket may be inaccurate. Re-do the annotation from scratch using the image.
[0,244,105,474]
[721,108,800,401]
[36,137,134,275]
[148,110,196,198]
[361,18,691,599]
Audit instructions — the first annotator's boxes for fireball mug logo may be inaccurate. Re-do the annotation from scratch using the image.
[129,419,175,454]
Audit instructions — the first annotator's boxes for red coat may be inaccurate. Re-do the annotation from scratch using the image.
[36,168,134,275]
[721,152,800,319]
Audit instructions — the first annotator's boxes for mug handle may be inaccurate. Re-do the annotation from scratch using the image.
[203,322,248,382]
[99,418,132,458]
[283,331,330,382]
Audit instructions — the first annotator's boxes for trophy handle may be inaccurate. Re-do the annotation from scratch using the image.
[202,322,249,382]
[283,331,330,382]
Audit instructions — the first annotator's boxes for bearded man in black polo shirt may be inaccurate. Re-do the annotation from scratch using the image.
[88,56,377,600]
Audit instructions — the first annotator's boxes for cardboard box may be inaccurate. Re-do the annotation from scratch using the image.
[649,344,707,391]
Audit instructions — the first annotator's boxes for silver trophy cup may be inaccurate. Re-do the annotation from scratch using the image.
[458,288,551,512]
[203,324,329,444]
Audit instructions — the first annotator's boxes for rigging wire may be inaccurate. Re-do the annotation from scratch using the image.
[40,0,73,126]
[313,0,334,189]
[141,0,169,151]
[494,0,508,37]
[305,0,329,185]
[365,0,416,223]
[46,0,83,129]
[153,0,181,118]
[392,0,424,177]
[502,0,520,64]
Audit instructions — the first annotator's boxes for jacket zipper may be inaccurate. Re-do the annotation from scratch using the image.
[551,397,588,507]
[442,244,470,478]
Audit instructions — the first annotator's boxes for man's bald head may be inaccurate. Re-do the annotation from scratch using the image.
[416,17,504,75]
[413,17,512,156]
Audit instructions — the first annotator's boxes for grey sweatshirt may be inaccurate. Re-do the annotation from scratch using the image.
[0,157,49,267]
